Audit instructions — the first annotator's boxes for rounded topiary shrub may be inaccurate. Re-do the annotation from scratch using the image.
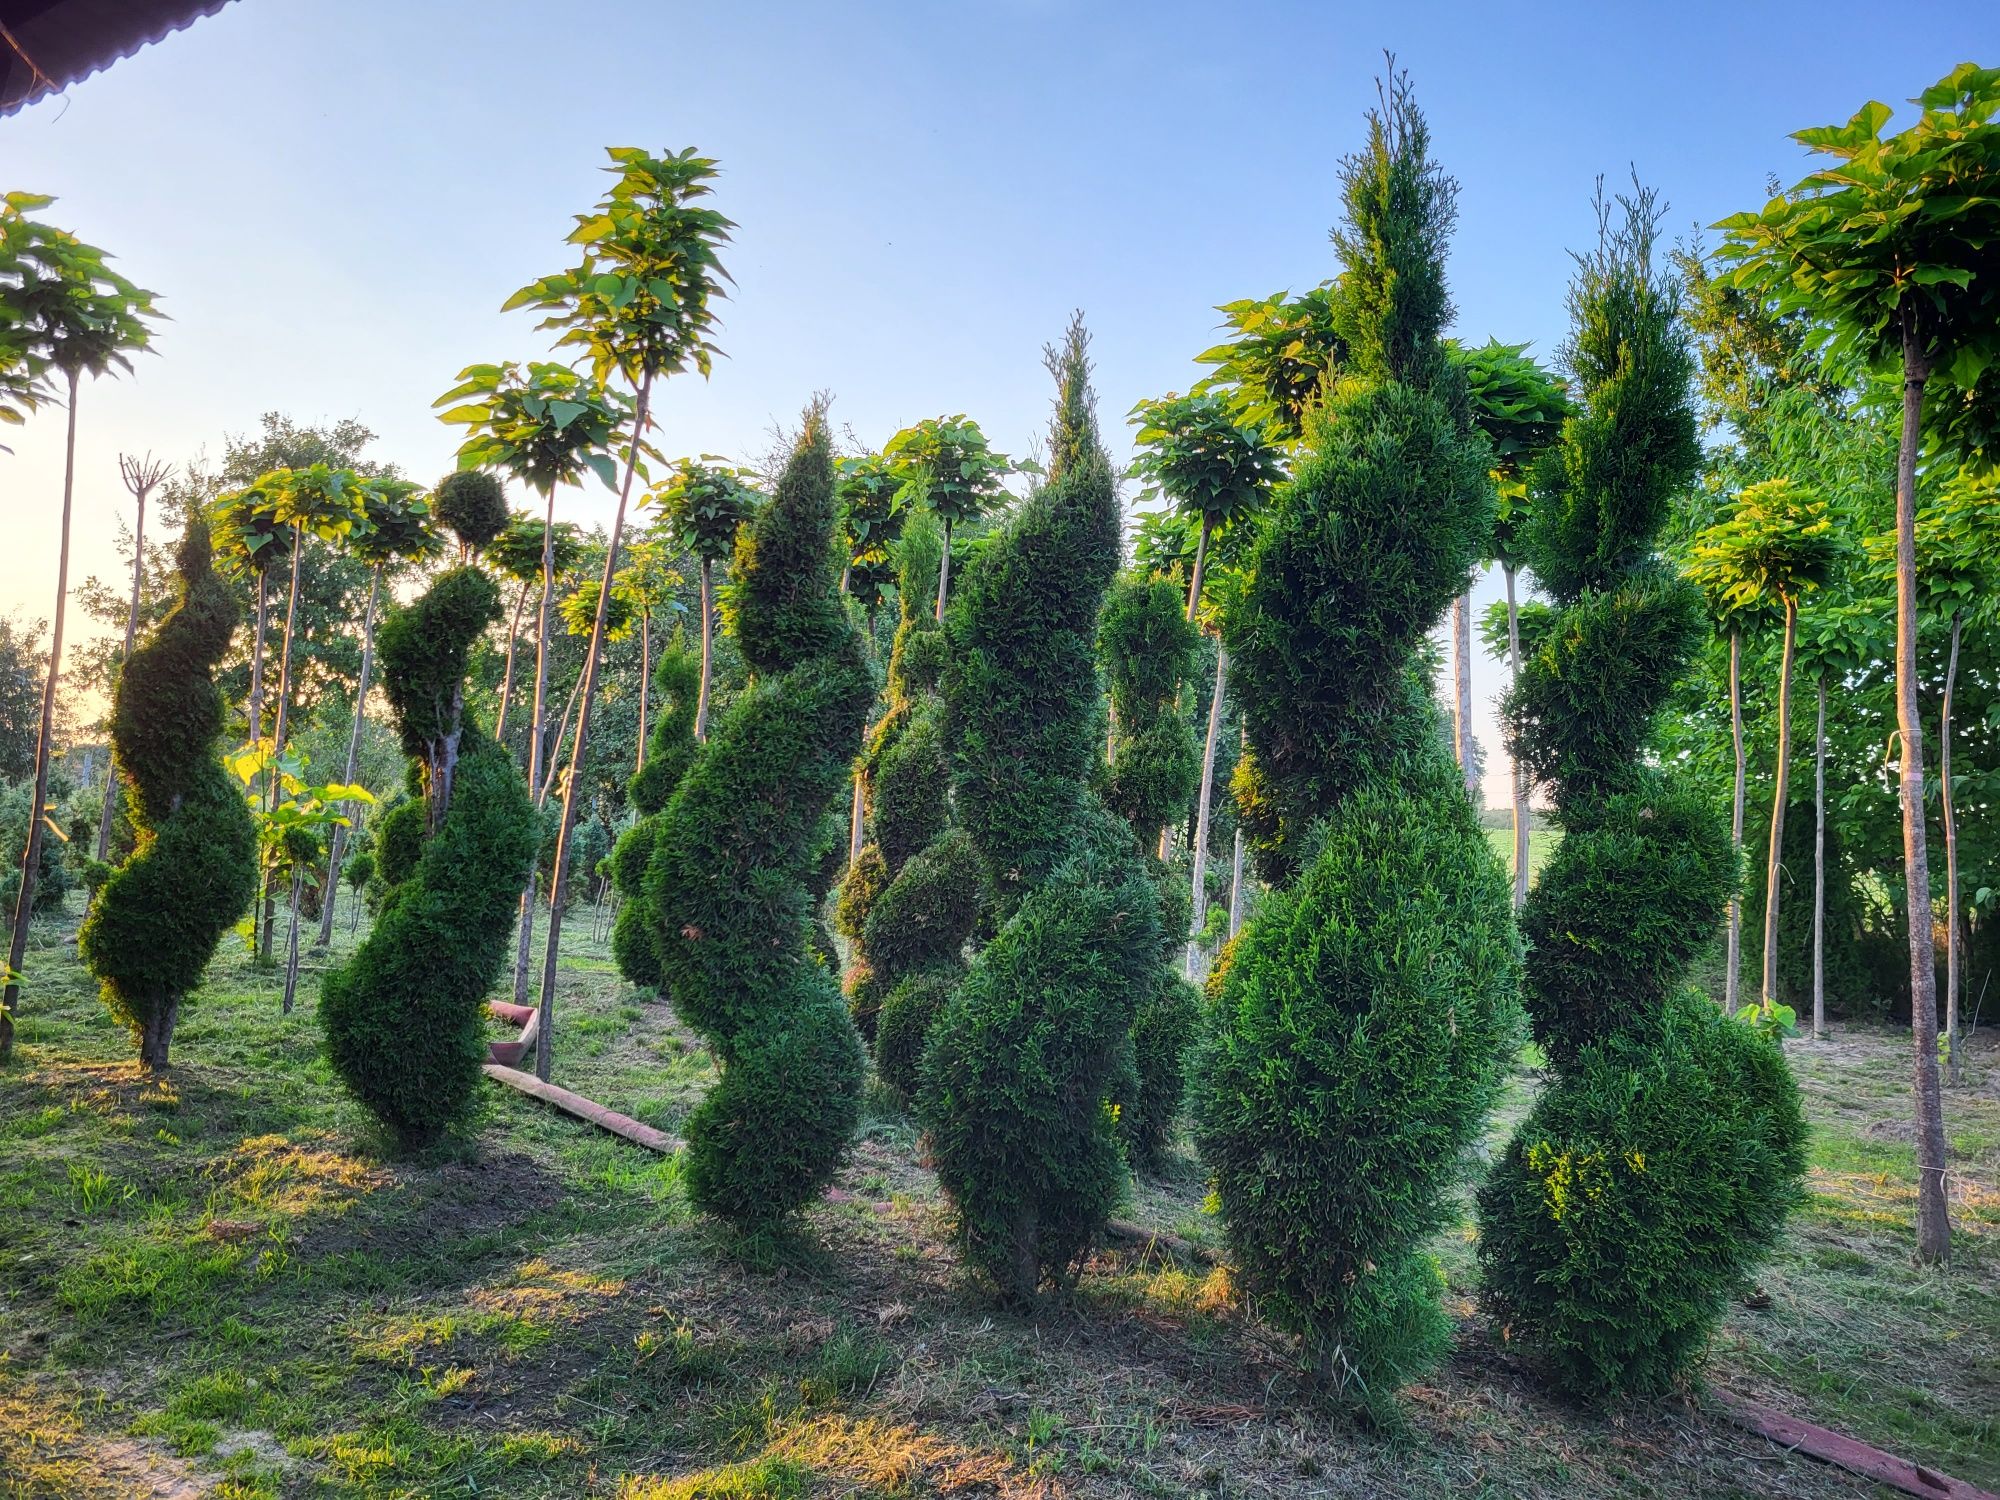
[647,403,875,1229]
[433,470,508,555]
[609,642,701,991]
[320,565,539,1150]
[79,518,258,1071]
[1478,989,1807,1394]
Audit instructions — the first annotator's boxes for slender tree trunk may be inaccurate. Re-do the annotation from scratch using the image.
[1726,627,1745,1015]
[539,674,583,806]
[1185,644,1228,980]
[512,491,560,1007]
[1452,587,1476,798]
[1186,517,1210,624]
[316,565,382,947]
[635,607,651,775]
[1,370,81,1063]
[1814,673,1828,1041]
[934,519,953,623]
[245,568,269,952]
[95,481,148,863]
[694,557,714,741]
[1505,563,1529,908]
[138,996,177,1073]
[281,867,305,1014]
[1895,329,1950,1265]
[1227,724,1248,939]
[1942,609,1963,1086]
[537,373,653,1081]
[496,578,531,743]
[1762,596,1799,1009]
[260,537,307,963]
[848,769,866,864]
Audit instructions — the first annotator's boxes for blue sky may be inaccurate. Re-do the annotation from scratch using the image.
[4,0,1995,802]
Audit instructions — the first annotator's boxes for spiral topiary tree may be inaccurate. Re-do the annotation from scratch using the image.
[79,517,258,1072]
[1099,571,1204,1171]
[608,638,702,989]
[835,509,984,1098]
[1193,73,1522,1405]
[646,401,875,1229]
[319,497,538,1151]
[1475,185,1807,1399]
[917,315,1163,1305]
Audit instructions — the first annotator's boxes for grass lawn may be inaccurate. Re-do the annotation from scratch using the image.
[1484,824,1560,887]
[1,889,1994,1498]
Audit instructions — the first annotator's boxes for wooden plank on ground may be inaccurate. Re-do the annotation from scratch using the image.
[483,1064,679,1154]
[1711,1388,1996,1500]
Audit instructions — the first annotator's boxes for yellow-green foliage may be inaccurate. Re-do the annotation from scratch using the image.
[647,405,875,1228]
[1477,188,1805,1397]
[320,566,539,1150]
[79,518,257,1070]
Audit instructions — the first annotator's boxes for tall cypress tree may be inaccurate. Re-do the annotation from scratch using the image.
[647,401,875,1228]
[919,316,1161,1304]
[607,639,702,990]
[1194,73,1521,1403]
[1477,185,1806,1397]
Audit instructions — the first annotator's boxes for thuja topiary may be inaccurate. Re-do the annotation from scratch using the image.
[320,527,539,1150]
[918,316,1163,1304]
[1099,571,1204,1171]
[608,640,702,990]
[647,402,875,1229]
[1477,187,1804,1398]
[1194,76,1521,1403]
[836,509,984,1096]
[79,517,257,1072]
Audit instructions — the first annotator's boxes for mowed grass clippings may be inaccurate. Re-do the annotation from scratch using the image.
[0,888,1993,1497]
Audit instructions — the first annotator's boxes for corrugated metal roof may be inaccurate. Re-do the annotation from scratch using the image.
[1,0,236,117]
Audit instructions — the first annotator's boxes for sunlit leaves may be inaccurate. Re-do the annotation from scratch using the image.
[433,360,626,496]
[487,512,584,586]
[1193,284,1346,443]
[0,189,161,404]
[646,458,760,563]
[883,415,1010,528]
[1127,390,1283,533]
[350,477,444,570]
[1683,477,1845,619]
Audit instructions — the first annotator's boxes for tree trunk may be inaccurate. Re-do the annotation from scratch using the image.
[1185,643,1228,979]
[138,994,178,1073]
[496,577,531,743]
[247,569,269,747]
[935,518,953,624]
[694,556,714,741]
[512,492,560,1007]
[1,369,81,1064]
[1895,327,1950,1265]
[1761,595,1798,1009]
[95,479,148,863]
[1942,609,1963,1086]
[1452,587,1476,798]
[316,565,382,948]
[1505,564,1529,909]
[848,768,866,865]
[1228,825,1245,939]
[1186,517,1210,624]
[260,536,307,964]
[539,674,583,805]
[1726,627,1745,1015]
[281,867,305,1014]
[536,372,653,1081]
[635,607,650,775]
[1813,672,1827,1041]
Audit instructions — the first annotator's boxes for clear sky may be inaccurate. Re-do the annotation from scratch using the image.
[4,0,1995,805]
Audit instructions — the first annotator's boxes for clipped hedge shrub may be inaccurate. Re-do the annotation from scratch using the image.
[1477,187,1804,1398]
[320,565,538,1150]
[647,404,875,1228]
[78,519,258,1071]
[608,641,702,990]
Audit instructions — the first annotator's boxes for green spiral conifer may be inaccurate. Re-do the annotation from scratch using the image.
[1194,75,1522,1402]
[80,517,257,1072]
[608,640,702,989]
[835,509,984,1098]
[647,402,876,1228]
[320,498,538,1150]
[1476,187,1805,1398]
[918,317,1163,1304]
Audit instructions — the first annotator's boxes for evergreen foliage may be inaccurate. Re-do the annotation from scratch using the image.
[78,519,257,1071]
[1196,74,1521,1402]
[608,641,702,988]
[919,316,1162,1303]
[319,563,538,1149]
[432,470,509,556]
[646,403,875,1228]
[1478,186,1806,1396]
